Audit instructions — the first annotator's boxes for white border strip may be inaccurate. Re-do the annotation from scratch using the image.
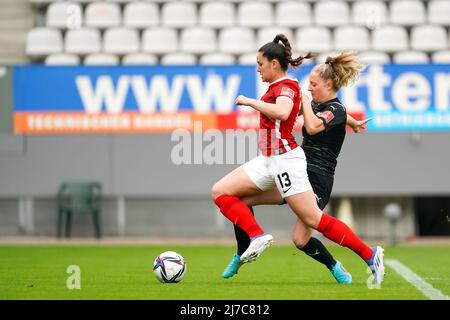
[275,119,291,152]
[386,259,450,300]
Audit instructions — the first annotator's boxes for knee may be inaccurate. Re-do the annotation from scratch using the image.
[211,184,220,201]
[292,232,312,249]
[211,182,226,201]
[302,211,322,229]
[302,216,316,229]
[292,237,307,249]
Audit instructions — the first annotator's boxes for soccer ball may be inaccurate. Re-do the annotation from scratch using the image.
[152,251,186,283]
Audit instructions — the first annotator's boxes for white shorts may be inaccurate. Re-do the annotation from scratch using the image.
[243,146,312,198]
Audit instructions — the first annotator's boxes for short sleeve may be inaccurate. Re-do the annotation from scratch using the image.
[275,85,296,102]
[316,104,346,131]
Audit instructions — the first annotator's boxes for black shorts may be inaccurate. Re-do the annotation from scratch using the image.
[308,170,334,210]
[280,170,333,210]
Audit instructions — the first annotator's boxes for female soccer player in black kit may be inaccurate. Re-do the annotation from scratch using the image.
[222,51,371,284]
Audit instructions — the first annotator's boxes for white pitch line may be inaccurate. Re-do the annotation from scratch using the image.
[386,259,450,300]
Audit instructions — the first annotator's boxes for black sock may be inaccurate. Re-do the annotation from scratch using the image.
[298,237,337,270]
[234,206,253,256]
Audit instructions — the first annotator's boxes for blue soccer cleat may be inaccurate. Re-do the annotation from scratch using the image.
[366,246,385,285]
[330,260,352,284]
[222,253,242,279]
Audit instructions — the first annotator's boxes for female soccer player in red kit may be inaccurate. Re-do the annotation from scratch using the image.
[211,35,384,285]
[222,56,371,283]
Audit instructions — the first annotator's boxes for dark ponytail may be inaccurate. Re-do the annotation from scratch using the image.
[259,34,315,71]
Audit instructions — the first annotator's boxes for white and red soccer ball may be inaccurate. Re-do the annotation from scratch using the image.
[153,251,186,283]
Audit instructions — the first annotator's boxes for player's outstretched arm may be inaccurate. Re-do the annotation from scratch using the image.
[235,95,293,121]
[346,115,372,133]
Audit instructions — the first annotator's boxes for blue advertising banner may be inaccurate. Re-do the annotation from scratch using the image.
[293,64,450,131]
[12,64,450,134]
[14,65,256,113]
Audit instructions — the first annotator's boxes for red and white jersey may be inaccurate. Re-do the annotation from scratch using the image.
[259,77,301,156]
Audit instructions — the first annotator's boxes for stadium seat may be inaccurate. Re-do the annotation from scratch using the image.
[390,0,426,26]
[84,53,120,66]
[199,53,235,65]
[199,2,235,28]
[219,27,255,55]
[104,27,140,55]
[295,27,331,53]
[85,2,121,29]
[275,1,312,27]
[108,0,139,2]
[30,0,55,4]
[161,2,197,28]
[180,27,216,55]
[334,26,370,51]
[352,1,388,28]
[242,50,312,66]
[238,53,257,65]
[122,53,158,65]
[314,1,350,27]
[46,2,83,29]
[45,53,80,66]
[411,25,447,52]
[428,0,450,25]
[26,27,63,57]
[372,25,409,52]
[65,28,101,55]
[123,2,159,29]
[57,182,102,238]
[393,51,429,64]
[237,1,273,28]
[358,51,391,65]
[160,53,197,65]
[257,27,294,48]
[70,0,99,3]
[431,51,450,63]
[142,27,178,55]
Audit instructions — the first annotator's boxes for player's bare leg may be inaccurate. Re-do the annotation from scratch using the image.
[241,186,284,207]
[211,165,262,200]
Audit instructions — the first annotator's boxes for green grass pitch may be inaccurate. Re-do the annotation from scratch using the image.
[1,245,449,300]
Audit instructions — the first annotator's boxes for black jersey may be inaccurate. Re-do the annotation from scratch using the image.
[301,97,347,177]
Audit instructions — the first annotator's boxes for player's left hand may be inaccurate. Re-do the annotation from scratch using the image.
[352,118,372,133]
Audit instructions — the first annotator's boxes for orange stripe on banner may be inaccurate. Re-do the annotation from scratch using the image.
[191,114,217,131]
[236,112,259,130]
[131,113,193,133]
[14,112,220,134]
[14,114,28,133]
[348,112,365,120]
[217,114,238,130]
[15,113,130,134]
[14,111,368,134]
[14,112,190,134]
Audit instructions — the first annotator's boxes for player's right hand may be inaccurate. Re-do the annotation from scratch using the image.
[235,95,251,106]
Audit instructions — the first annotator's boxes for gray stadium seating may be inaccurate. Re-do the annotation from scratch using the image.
[14,0,450,65]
